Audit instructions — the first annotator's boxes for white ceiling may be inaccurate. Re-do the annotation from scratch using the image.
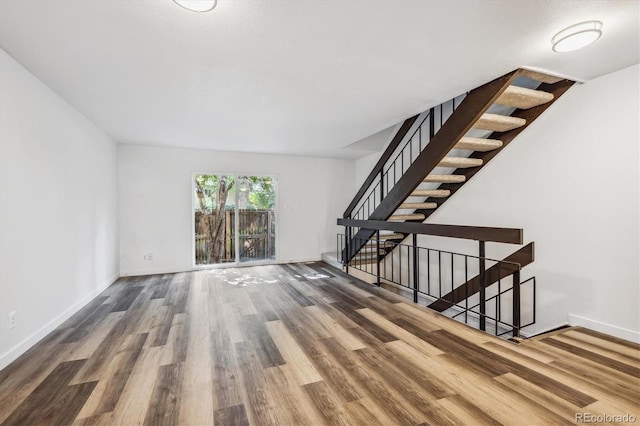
[0,0,638,159]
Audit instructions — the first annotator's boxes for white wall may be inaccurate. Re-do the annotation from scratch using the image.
[423,64,639,341]
[118,145,354,275]
[354,151,381,189]
[0,50,119,368]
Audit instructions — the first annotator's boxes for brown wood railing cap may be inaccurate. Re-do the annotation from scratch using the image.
[337,218,523,245]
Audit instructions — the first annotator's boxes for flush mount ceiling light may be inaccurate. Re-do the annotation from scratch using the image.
[552,20,603,53]
[173,0,217,13]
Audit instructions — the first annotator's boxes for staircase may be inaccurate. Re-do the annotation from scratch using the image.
[338,68,575,338]
[343,69,574,262]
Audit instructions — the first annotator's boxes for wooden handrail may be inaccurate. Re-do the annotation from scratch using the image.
[428,242,535,312]
[337,218,523,244]
[343,114,420,218]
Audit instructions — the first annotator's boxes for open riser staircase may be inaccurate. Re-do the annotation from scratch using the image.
[339,68,575,338]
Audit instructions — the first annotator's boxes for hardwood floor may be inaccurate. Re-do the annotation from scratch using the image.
[0,262,638,425]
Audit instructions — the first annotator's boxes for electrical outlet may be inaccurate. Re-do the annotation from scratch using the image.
[9,311,16,329]
[147,253,153,261]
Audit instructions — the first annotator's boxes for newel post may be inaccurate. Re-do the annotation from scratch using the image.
[345,225,351,273]
[512,269,521,337]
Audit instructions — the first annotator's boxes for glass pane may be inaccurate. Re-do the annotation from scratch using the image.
[236,176,276,263]
[194,174,236,265]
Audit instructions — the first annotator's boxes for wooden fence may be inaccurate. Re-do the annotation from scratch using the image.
[195,209,275,264]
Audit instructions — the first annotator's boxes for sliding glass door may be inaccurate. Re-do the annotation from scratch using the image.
[194,174,276,266]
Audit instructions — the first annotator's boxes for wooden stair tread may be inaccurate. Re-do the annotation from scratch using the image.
[411,189,451,198]
[363,241,395,247]
[424,174,466,183]
[399,202,437,209]
[438,157,483,168]
[359,248,385,254]
[519,69,565,84]
[389,213,426,221]
[455,137,503,152]
[378,233,404,240]
[496,85,554,109]
[473,113,526,132]
[352,253,378,258]
[350,259,378,265]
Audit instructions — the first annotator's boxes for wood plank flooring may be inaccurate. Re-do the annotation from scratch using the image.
[0,262,638,425]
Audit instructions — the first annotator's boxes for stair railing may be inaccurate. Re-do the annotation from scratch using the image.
[344,93,467,223]
[336,218,534,338]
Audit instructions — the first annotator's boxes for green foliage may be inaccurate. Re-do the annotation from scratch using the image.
[244,176,276,210]
[195,175,275,211]
[194,175,235,212]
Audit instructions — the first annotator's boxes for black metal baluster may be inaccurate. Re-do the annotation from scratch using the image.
[429,108,435,139]
[427,249,431,296]
[381,243,386,282]
[376,231,381,287]
[385,171,389,197]
[373,186,376,209]
[438,251,442,299]
[532,277,536,326]
[450,252,454,307]
[391,243,394,283]
[479,241,486,331]
[497,263,501,335]
[399,243,402,287]
[409,135,413,165]
[413,234,418,303]
[495,298,499,336]
[464,255,468,324]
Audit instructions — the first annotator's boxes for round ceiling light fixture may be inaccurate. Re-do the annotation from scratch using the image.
[552,20,603,53]
[173,0,217,13]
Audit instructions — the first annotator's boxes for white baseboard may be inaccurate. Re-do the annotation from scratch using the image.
[320,252,341,269]
[519,322,569,339]
[121,258,323,277]
[277,257,321,264]
[121,266,192,277]
[0,273,120,370]
[568,314,640,344]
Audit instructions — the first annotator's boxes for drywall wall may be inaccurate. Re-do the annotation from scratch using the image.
[118,145,354,275]
[354,151,381,189]
[420,64,639,341]
[0,49,119,368]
